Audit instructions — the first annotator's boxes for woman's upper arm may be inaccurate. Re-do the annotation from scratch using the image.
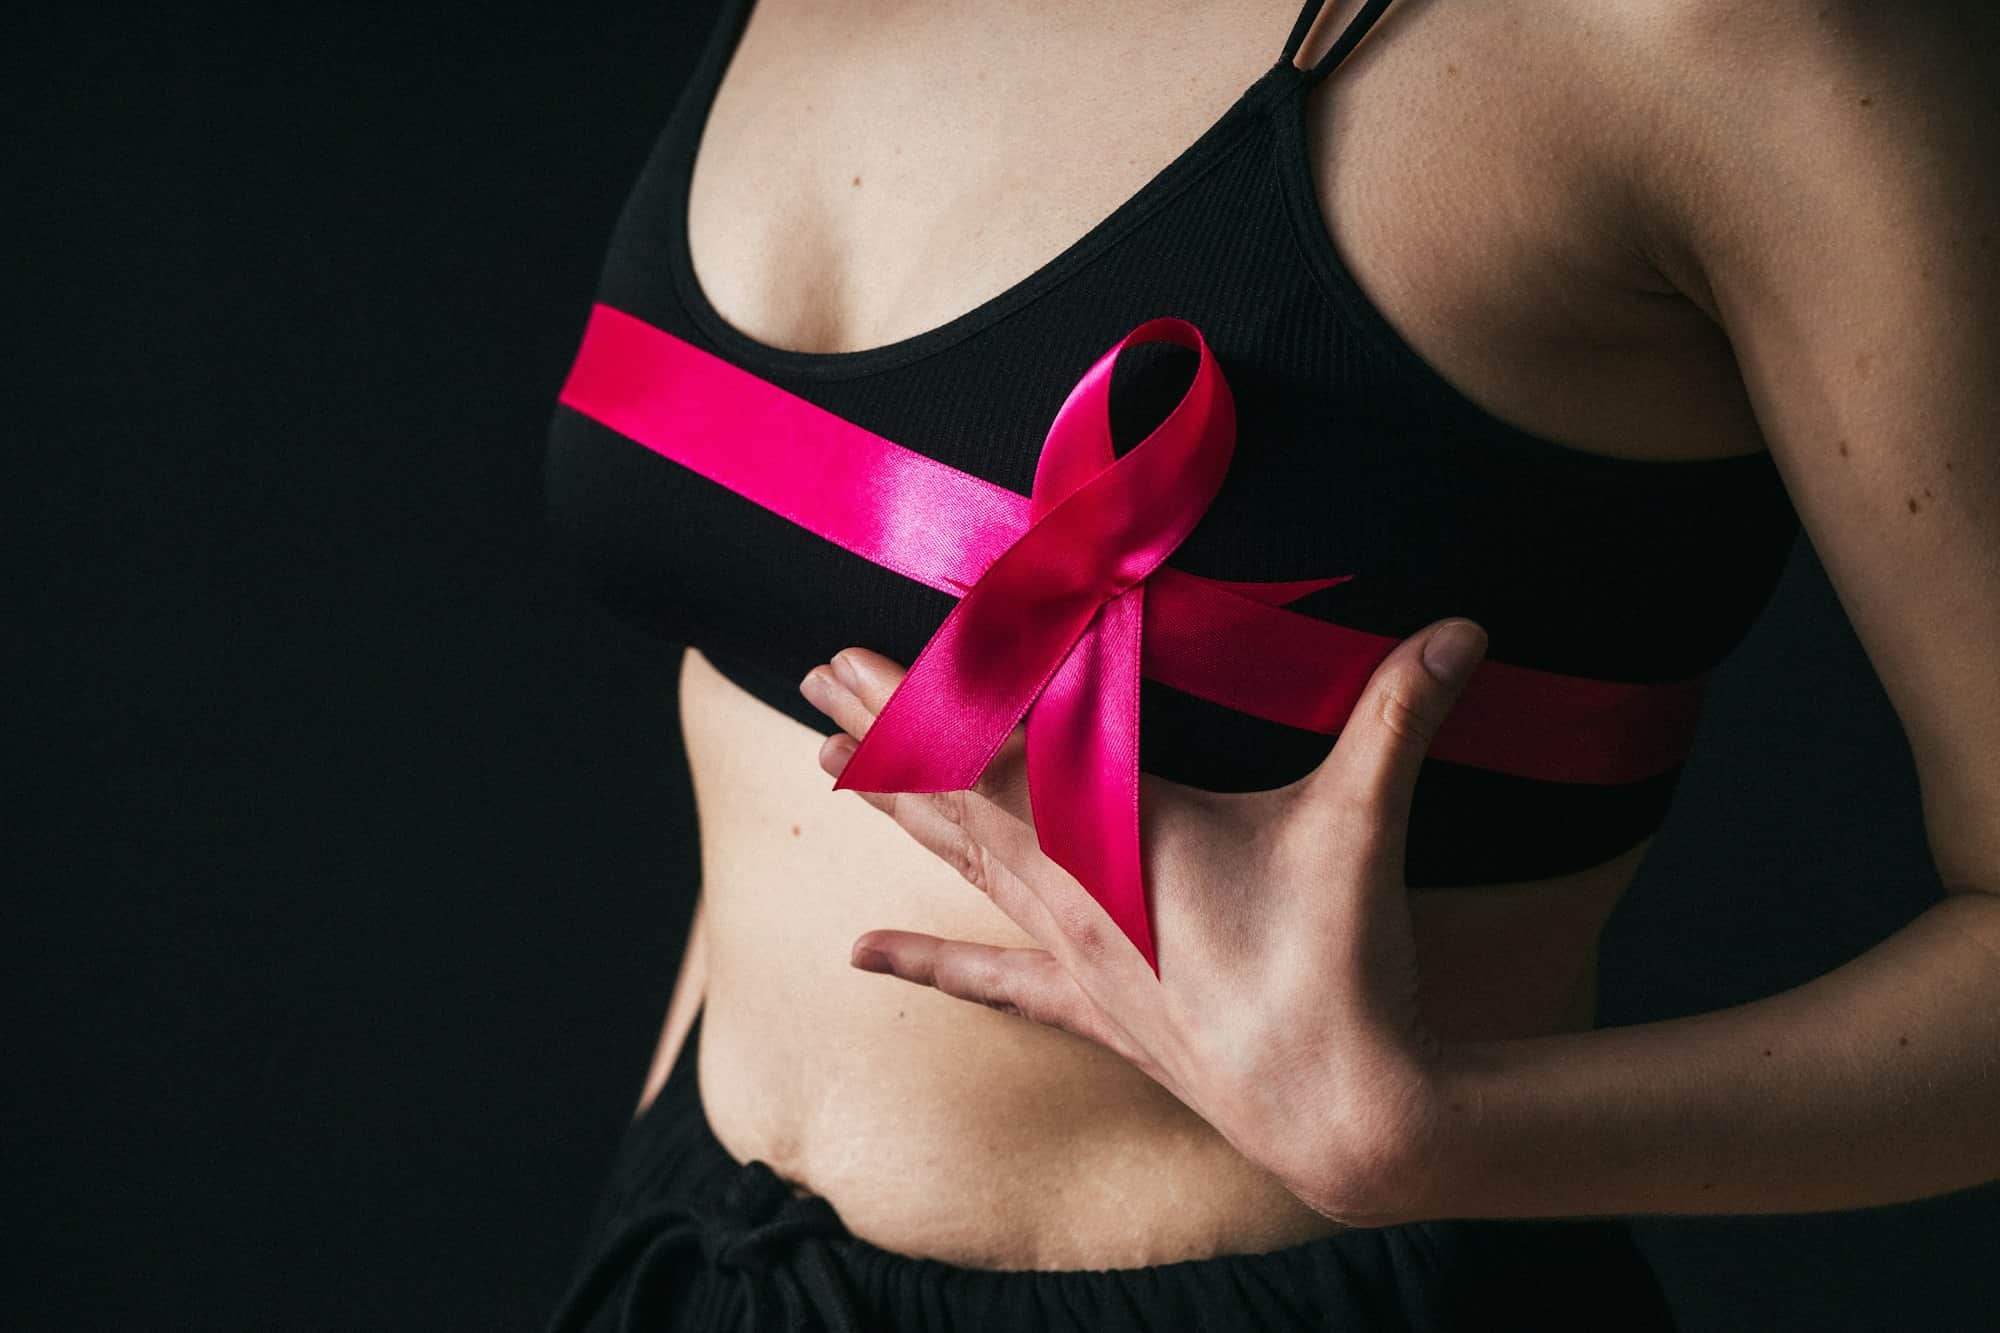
[638,893,708,1115]
[1629,0,2000,892]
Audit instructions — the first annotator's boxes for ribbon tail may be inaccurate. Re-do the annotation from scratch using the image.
[1202,572,1354,605]
[1025,584,1159,976]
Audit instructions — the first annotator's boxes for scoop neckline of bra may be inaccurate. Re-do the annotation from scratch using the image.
[664,26,1778,475]
[668,45,1307,377]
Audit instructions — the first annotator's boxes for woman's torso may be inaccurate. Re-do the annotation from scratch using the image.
[576,0,1790,1270]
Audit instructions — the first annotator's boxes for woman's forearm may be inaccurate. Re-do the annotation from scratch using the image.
[1374,887,2000,1223]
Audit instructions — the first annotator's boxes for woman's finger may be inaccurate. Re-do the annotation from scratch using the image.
[816,731,1059,916]
[806,658,1157,988]
[800,665,1049,900]
[849,930,1153,1073]
[820,730,1138,985]
[820,647,1033,823]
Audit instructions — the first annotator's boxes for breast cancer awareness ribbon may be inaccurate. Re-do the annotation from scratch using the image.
[827,317,1344,974]
[557,304,1711,979]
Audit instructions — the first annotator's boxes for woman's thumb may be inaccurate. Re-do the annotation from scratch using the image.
[1303,618,1488,835]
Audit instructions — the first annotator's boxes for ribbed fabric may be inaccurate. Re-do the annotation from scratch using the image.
[540,1004,1679,1333]
[541,0,1798,889]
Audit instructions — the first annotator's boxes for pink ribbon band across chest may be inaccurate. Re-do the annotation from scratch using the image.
[557,302,1708,975]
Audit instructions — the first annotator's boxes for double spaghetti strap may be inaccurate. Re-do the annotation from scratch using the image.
[1280,0,1398,87]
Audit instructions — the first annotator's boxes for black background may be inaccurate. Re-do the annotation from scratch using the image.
[9,4,1997,1329]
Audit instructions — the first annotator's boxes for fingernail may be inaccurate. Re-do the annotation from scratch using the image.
[851,942,891,973]
[799,667,830,710]
[819,733,855,777]
[1422,620,1487,686]
[830,651,863,691]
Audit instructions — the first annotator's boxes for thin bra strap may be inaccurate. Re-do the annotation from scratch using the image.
[1278,0,1398,87]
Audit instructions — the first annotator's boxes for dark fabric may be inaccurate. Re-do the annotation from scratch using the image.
[538,0,1800,888]
[541,1005,1678,1332]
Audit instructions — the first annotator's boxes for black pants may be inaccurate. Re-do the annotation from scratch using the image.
[541,1006,1677,1332]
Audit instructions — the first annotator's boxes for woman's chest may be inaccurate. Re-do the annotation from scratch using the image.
[546,0,1799,842]
[686,0,1765,467]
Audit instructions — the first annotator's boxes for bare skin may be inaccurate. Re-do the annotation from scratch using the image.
[633,0,1770,1270]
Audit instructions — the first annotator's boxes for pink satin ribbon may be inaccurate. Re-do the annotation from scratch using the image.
[558,303,1708,975]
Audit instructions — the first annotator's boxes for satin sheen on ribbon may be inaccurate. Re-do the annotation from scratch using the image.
[558,303,1709,975]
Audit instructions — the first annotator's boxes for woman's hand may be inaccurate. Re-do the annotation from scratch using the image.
[797,617,1488,1227]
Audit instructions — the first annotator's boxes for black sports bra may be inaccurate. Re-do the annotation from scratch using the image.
[541,0,1800,891]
